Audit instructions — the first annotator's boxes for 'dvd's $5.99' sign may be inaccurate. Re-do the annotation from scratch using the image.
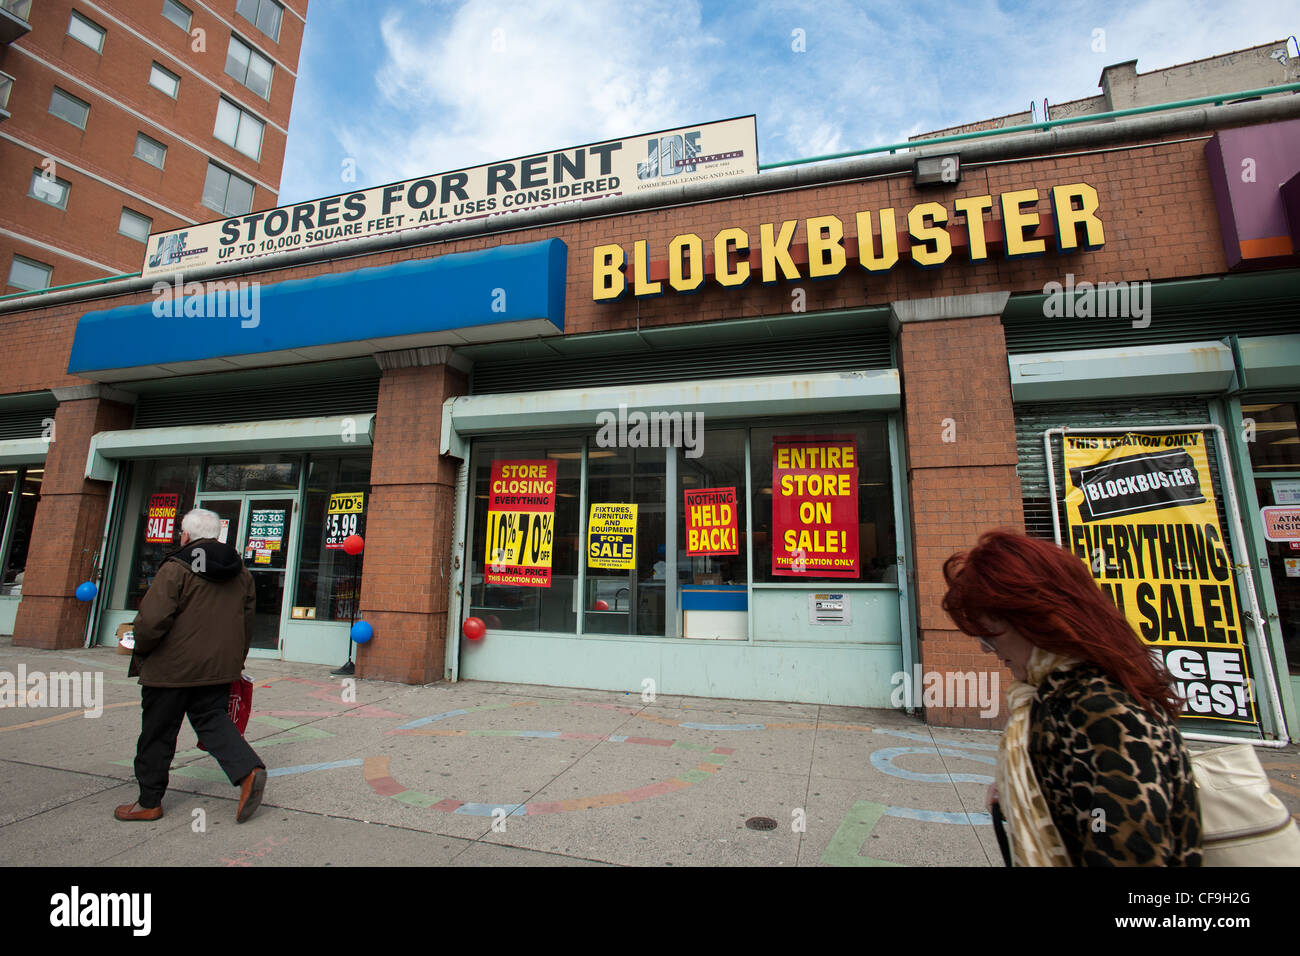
[484,461,556,587]
[1063,431,1257,726]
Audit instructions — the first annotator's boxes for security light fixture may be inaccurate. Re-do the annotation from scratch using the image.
[913,153,961,187]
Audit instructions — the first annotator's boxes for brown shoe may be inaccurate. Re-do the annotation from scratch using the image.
[114,802,163,822]
[236,767,267,823]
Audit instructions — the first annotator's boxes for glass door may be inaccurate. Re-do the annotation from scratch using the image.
[241,497,294,652]
[196,493,295,654]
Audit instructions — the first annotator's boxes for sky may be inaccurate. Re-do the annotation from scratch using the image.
[277,0,1300,204]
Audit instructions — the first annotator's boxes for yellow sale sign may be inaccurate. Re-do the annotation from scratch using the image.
[1063,431,1256,725]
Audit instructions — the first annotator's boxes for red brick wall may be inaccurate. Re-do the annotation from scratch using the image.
[899,315,1023,727]
[357,361,467,683]
[12,396,134,648]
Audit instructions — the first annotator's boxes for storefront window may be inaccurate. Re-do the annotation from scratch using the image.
[465,416,897,639]
[294,455,371,621]
[0,466,41,596]
[749,421,896,583]
[584,445,666,636]
[467,439,582,632]
[124,458,201,610]
[1245,401,1300,674]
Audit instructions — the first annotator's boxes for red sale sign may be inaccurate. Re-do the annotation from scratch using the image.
[484,460,558,587]
[145,493,179,544]
[771,436,858,578]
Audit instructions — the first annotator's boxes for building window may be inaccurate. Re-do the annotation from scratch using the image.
[0,466,43,596]
[161,0,191,32]
[134,132,167,168]
[225,34,273,98]
[48,87,90,128]
[148,62,180,98]
[236,0,282,42]
[119,208,153,242]
[28,168,70,209]
[67,11,106,52]
[202,161,255,216]
[7,255,53,292]
[214,97,264,160]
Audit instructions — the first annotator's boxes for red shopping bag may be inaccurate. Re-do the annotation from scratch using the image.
[197,674,254,751]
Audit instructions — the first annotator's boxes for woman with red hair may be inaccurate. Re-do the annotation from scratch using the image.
[943,528,1201,866]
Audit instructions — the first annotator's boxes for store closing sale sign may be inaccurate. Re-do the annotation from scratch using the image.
[1063,431,1257,726]
[772,437,858,577]
[485,461,557,587]
[588,503,638,570]
[145,493,179,544]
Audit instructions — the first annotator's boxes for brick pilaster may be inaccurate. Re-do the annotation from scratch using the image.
[894,294,1022,728]
[13,388,135,649]
[356,347,469,684]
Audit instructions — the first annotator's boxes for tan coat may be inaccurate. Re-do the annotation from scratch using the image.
[129,541,256,687]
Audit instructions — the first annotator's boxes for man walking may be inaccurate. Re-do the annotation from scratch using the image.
[115,508,267,823]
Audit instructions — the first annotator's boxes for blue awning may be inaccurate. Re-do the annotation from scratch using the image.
[69,238,566,381]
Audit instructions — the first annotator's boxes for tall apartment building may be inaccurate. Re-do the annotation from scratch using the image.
[0,0,307,293]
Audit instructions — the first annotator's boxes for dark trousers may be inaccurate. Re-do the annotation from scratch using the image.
[134,684,263,808]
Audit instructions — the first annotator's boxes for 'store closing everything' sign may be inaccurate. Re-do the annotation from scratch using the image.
[1063,431,1257,726]
[484,460,556,587]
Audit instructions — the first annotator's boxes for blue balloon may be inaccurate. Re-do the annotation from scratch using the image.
[350,620,374,644]
[75,581,98,602]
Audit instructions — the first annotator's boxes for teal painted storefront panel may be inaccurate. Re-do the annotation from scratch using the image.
[281,621,352,667]
[458,631,904,707]
[752,587,900,644]
[0,596,18,636]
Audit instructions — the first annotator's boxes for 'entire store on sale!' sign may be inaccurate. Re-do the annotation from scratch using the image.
[771,436,858,578]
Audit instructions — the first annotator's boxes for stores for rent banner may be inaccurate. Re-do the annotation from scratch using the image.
[484,460,556,587]
[140,116,758,278]
[772,436,859,578]
[1063,431,1257,726]
[588,503,638,570]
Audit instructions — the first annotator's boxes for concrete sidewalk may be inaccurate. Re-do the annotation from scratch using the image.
[2,640,1297,867]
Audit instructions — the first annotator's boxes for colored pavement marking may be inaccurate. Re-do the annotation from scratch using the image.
[870,746,996,784]
[819,800,903,867]
[876,727,1001,751]
[363,742,734,816]
[164,758,365,783]
[397,699,564,730]
[819,799,992,867]
[0,700,135,732]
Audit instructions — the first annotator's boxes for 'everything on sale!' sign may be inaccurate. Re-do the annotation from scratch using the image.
[325,492,365,550]
[1064,431,1257,726]
[145,493,179,544]
[485,460,557,587]
[772,437,859,577]
[684,487,738,555]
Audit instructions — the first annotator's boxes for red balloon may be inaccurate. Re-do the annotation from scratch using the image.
[462,616,486,641]
[343,535,365,555]
[593,600,610,611]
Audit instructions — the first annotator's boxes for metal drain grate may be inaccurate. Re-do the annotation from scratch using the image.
[745,816,778,831]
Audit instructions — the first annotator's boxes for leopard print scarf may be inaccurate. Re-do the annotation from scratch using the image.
[996,646,1082,867]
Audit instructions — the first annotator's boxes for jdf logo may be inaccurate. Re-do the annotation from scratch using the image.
[637,131,701,180]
